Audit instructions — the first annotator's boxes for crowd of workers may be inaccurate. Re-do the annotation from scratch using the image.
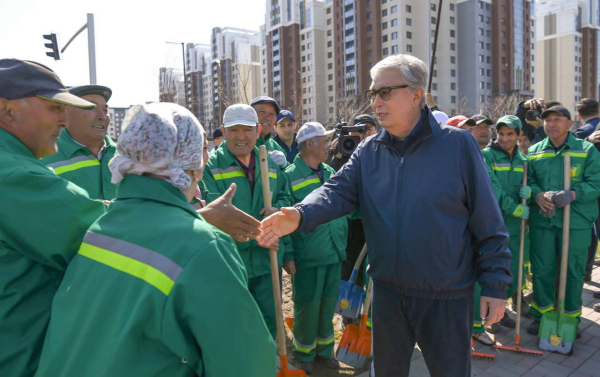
[1,53,600,377]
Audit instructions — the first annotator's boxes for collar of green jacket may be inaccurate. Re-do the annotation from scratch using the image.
[116,174,199,219]
[488,139,519,161]
[289,154,330,180]
[536,131,578,152]
[0,127,36,159]
[257,133,272,145]
[58,128,116,158]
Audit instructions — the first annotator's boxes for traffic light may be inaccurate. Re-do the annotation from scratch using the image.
[43,33,60,60]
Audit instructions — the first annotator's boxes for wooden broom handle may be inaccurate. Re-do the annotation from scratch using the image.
[515,162,527,337]
[558,154,571,303]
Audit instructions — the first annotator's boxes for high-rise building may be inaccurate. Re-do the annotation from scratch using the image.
[209,27,261,134]
[185,43,211,125]
[535,0,600,114]
[107,106,130,141]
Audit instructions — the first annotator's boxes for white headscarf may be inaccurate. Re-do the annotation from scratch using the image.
[109,102,205,190]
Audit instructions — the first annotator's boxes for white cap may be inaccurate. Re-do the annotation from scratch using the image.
[432,110,449,125]
[223,104,258,128]
[297,122,335,144]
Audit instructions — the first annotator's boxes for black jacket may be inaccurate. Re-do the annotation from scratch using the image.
[296,107,512,299]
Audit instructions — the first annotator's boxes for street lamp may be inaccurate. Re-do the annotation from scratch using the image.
[166,41,188,107]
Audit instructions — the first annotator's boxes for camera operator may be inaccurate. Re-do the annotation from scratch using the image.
[329,114,379,171]
[514,98,563,145]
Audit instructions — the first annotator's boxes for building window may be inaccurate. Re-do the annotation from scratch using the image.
[450,16,455,24]
[406,18,412,26]
[391,32,398,40]
[478,14,484,22]
[383,47,389,55]
[367,24,372,32]
[450,3,455,11]
[382,9,387,17]
[431,3,436,11]
[479,68,484,75]
[367,12,372,19]
[479,82,484,89]
[367,50,373,57]
[451,96,457,103]
[450,30,455,38]
[406,5,411,13]
[479,28,484,36]
[382,22,388,30]
[479,41,484,49]
[451,69,456,77]
[479,1,484,9]
[367,37,373,45]
[392,45,399,53]
[327,18,331,25]
[451,83,456,90]
[450,43,455,51]
[502,44,506,52]
[451,56,456,64]
[382,35,388,42]
[432,83,437,90]
[479,54,484,62]
[431,17,436,24]
[406,31,412,39]
[391,5,397,13]
[391,19,397,27]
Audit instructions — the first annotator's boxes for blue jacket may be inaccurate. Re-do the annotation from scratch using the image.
[295,108,512,300]
[574,117,600,140]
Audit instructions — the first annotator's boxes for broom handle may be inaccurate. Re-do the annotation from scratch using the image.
[259,146,287,356]
[515,162,528,341]
[363,279,374,316]
[558,155,571,305]
[353,244,368,271]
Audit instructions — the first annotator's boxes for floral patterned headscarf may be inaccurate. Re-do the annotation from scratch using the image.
[109,102,204,190]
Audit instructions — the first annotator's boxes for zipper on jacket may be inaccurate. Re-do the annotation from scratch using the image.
[400,157,404,167]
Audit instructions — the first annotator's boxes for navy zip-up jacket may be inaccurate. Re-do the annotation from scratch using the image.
[295,107,512,299]
[574,117,600,140]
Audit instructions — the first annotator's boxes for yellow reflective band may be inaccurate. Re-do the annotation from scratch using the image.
[565,310,582,317]
[563,152,588,158]
[529,153,556,160]
[213,171,246,181]
[473,323,483,328]
[317,335,335,345]
[268,172,277,179]
[292,178,321,192]
[78,243,175,296]
[293,338,317,353]
[492,166,511,171]
[531,302,554,314]
[513,168,524,172]
[53,159,100,175]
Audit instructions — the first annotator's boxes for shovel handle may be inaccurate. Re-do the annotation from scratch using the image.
[352,244,369,272]
[558,154,571,304]
[259,146,287,356]
[515,162,528,338]
[363,279,374,316]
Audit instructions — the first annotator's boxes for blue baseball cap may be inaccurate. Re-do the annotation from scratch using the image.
[250,96,281,114]
[276,109,296,124]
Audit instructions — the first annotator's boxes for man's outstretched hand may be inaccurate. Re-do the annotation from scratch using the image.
[258,207,302,246]
[198,183,262,243]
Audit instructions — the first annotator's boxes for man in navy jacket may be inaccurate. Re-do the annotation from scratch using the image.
[260,54,512,377]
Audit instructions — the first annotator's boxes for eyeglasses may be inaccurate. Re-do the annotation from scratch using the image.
[366,85,410,102]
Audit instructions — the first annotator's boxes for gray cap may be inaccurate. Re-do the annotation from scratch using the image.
[0,59,95,109]
[69,85,112,102]
[223,104,259,128]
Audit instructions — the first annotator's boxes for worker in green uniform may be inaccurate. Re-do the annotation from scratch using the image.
[283,122,344,374]
[35,103,276,377]
[482,115,531,331]
[526,106,600,336]
[0,59,107,377]
[41,85,117,199]
[203,103,293,339]
[250,96,288,167]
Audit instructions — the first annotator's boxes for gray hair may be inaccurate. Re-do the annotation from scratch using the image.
[298,137,320,152]
[370,54,428,108]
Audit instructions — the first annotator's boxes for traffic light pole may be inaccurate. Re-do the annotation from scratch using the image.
[58,13,97,84]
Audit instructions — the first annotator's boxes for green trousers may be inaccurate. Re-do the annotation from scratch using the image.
[507,233,529,299]
[529,226,591,322]
[524,226,531,273]
[292,263,341,362]
[248,274,277,340]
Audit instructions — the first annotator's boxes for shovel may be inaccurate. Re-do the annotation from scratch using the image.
[539,154,578,355]
[337,244,368,319]
[259,146,306,377]
[494,162,543,356]
[336,279,373,369]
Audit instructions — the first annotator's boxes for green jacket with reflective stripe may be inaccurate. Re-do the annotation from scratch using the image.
[202,143,293,278]
[258,133,286,154]
[41,128,118,199]
[284,155,347,269]
[0,128,106,377]
[35,175,276,377]
[528,132,600,229]
[482,142,529,235]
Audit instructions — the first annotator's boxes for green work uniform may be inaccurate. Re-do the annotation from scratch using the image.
[528,133,600,321]
[284,155,347,362]
[35,175,276,377]
[41,128,118,200]
[482,143,529,298]
[258,133,286,154]
[202,143,293,339]
[0,128,106,377]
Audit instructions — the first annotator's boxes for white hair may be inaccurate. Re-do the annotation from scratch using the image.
[298,137,320,151]
[370,54,428,108]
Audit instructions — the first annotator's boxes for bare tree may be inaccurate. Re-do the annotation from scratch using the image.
[335,95,372,127]
[488,92,521,121]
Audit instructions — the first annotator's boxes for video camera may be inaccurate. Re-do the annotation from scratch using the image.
[334,119,367,157]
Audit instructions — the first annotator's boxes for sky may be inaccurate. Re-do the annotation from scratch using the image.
[1,0,265,107]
